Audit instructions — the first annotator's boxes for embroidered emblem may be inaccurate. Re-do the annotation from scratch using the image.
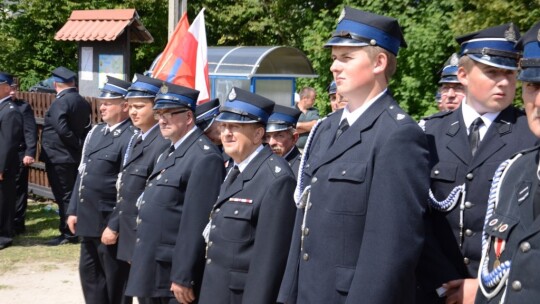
[396,113,405,120]
[518,186,530,202]
[228,88,236,100]
[160,84,169,94]
[489,218,499,226]
[113,129,121,137]
[499,224,508,233]
[504,23,517,42]
[275,166,282,173]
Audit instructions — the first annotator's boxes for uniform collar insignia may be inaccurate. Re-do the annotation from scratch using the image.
[396,113,405,120]
[275,166,281,173]
[113,128,122,136]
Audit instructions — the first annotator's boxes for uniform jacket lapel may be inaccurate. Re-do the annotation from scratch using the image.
[445,108,472,165]
[90,120,131,154]
[125,126,159,167]
[150,128,203,178]
[216,146,272,207]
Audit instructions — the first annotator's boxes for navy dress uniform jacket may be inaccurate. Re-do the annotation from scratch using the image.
[416,105,536,302]
[199,145,297,304]
[278,93,430,304]
[475,146,540,303]
[13,99,37,159]
[40,88,92,164]
[285,146,302,179]
[110,126,169,262]
[67,120,135,237]
[125,128,224,299]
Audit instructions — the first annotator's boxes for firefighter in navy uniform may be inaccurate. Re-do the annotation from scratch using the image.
[265,104,302,178]
[416,24,537,303]
[41,66,92,246]
[66,76,134,304]
[125,83,224,304]
[104,74,169,265]
[476,21,540,304]
[198,87,297,304]
[0,72,23,250]
[278,7,430,304]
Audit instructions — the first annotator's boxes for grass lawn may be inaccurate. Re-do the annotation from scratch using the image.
[0,197,79,275]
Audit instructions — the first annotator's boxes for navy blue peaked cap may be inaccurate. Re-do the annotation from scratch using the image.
[439,53,460,84]
[0,72,13,85]
[52,66,76,83]
[327,81,337,95]
[153,82,199,111]
[456,23,521,70]
[325,6,407,55]
[517,21,540,82]
[100,76,131,99]
[126,74,163,99]
[266,104,302,133]
[196,98,220,131]
[217,87,275,124]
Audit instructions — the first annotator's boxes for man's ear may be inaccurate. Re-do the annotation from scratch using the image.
[457,66,469,87]
[373,52,388,75]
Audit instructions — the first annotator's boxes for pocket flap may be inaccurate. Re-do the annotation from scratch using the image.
[129,164,149,177]
[329,163,366,183]
[486,213,519,241]
[228,271,247,290]
[155,244,174,262]
[431,162,458,182]
[96,150,119,162]
[335,266,355,293]
[98,200,116,212]
[223,204,253,220]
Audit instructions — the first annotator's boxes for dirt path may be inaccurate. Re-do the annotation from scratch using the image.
[0,261,84,304]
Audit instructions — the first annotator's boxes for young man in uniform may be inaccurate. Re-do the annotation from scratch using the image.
[475,20,540,304]
[66,76,134,304]
[278,7,430,303]
[417,24,537,303]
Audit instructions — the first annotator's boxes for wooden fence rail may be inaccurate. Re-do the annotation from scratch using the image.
[17,92,102,199]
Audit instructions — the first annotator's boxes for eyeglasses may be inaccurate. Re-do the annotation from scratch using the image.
[440,85,465,94]
[154,110,188,120]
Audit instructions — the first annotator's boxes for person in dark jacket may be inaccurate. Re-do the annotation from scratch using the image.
[41,66,92,246]
[278,7,429,304]
[416,24,537,304]
[67,76,134,304]
[125,82,224,304]
[265,104,302,178]
[0,72,23,250]
[475,20,540,304]
[9,81,37,234]
[198,87,297,304]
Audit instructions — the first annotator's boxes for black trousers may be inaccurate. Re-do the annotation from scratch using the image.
[45,162,77,235]
[13,161,29,231]
[79,237,132,304]
[138,297,179,304]
[0,168,17,238]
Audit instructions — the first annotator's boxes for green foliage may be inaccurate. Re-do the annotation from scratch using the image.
[1,0,540,117]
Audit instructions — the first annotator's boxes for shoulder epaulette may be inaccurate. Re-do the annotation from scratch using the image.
[267,156,287,178]
[196,137,214,154]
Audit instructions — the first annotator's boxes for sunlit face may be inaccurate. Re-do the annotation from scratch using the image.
[0,83,11,99]
[458,62,517,114]
[128,98,157,132]
[522,81,540,137]
[439,83,465,111]
[220,122,264,163]
[331,46,376,101]
[300,91,316,109]
[99,98,128,125]
[155,108,192,143]
[265,129,298,157]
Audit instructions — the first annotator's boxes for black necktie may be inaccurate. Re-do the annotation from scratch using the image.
[224,165,240,189]
[133,135,143,148]
[468,117,484,156]
[165,145,175,159]
[335,119,350,141]
[103,127,110,136]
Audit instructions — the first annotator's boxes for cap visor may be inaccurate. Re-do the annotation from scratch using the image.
[468,54,519,71]
[216,112,259,123]
[518,67,540,83]
[324,37,369,48]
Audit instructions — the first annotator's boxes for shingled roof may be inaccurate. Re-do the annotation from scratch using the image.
[54,9,153,43]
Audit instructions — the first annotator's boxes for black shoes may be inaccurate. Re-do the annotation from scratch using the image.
[45,234,79,246]
[0,236,13,250]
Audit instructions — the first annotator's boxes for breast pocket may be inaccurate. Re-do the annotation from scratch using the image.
[94,150,120,174]
[154,174,182,206]
[431,162,458,182]
[326,163,368,215]
[128,164,149,177]
[220,203,254,242]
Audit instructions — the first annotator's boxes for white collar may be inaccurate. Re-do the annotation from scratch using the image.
[172,125,198,150]
[141,123,159,141]
[339,89,387,126]
[234,144,264,173]
[461,99,499,134]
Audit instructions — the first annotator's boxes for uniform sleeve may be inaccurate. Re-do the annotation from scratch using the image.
[171,152,225,287]
[67,173,81,216]
[0,108,23,173]
[277,207,304,304]
[20,101,38,157]
[49,99,80,150]
[242,173,297,304]
[345,123,430,304]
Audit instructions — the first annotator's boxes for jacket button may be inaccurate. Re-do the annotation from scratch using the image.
[149,183,153,187]
[304,227,310,236]
[465,229,473,237]
[211,225,216,230]
[119,211,123,215]
[215,208,220,213]
[465,201,473,209]
[466,173,474,180]
[311,177,317,183]
[135,169,139,172]
[81,186,85,190]
[434,170,440,175]
[81,199,84,203]
[136,238,140,243]
[511,280,522,291]
[208,241,213,247]
[341,170,346,175]
[307,202,313,210]
[303,253,309,261]
[234,210,239,215]
[206,259,212,264]
[463,257,470,265]
[520,242,531,253]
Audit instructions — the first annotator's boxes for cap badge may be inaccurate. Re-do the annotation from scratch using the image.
[160,84,169,94]
[228,88,237,101]
[450,53,459,66]
[504,24,517,42]
[337,8,346,23]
